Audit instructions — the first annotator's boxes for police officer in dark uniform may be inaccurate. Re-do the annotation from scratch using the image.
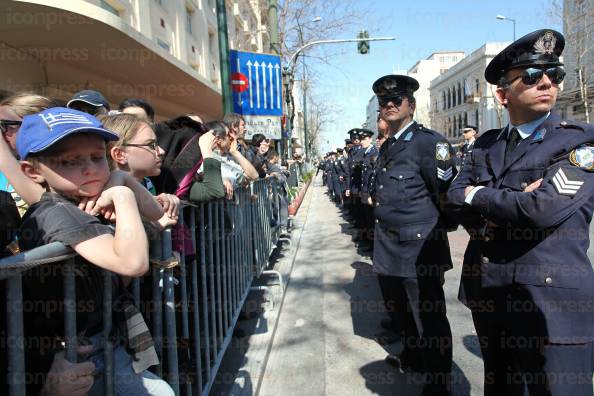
[334,147,348,205]
[358,128,378,250]
[346,130,365,229]
[448,29,594,396]
[458,125,477,168]
[326,151,338,200]
[370,75,457,395]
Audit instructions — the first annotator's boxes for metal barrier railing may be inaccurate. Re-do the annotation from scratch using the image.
[1,178,287,396]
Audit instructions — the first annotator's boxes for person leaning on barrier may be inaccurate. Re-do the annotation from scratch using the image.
[447,29,594,395]
[15,107,173,395]
[369,74,457,395]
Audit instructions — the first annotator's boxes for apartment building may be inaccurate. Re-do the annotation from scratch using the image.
[0,0,270,120]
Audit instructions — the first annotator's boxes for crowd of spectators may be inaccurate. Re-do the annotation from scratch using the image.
[0,89,292,395]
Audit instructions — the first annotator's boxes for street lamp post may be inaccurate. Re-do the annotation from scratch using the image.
[284,35,395,160]
[496,14,516,41]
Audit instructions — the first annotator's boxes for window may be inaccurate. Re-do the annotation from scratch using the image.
[186,8,193,34]
[475,78,480,95]
[208,31,216,54]
[576,0,586,15]
[442,91,446,110]
[452,86,457,107]
[457,82,462,105]
[447,88,451,109]
[464,112,468,126]
[100,0,119,15]
[157,38,170,52]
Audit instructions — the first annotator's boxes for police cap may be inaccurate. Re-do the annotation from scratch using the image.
[485,29,564,85]
[372,75,420,97]
[358,128,374,138]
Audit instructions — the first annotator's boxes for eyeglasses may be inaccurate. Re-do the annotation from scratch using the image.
[122,141,159,151]
[378,95,404,108]
[0,120,22,133]
[507,66,566,86]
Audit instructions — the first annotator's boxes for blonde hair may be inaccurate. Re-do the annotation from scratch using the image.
[99,113,150,169]
[0,92,57,117]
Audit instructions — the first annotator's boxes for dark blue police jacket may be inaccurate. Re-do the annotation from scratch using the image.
[360,145,379,200]
[347,146,364,194]
[447,112,594,344]
[372,121,456,277]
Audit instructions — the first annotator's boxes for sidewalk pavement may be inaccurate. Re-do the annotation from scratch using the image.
[258,177,484,396]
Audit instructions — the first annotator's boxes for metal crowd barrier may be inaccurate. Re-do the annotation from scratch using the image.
[0,178,289,396]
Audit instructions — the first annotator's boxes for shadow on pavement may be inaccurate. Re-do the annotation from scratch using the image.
[462,334,483,360]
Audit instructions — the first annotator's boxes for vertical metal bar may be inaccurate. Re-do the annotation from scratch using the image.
[132,278,140,308]
[162,229,180,394]
[189,208,204,395]
[207,203,218,362]
[151,237,163,376]
[216,202,224,346]
[6,274,25,396]
[220,200,230,333]
[63,258,77,362]
[103,271,114,396]
[178,209,193,396]
[212,202,222,349]
[199,204,211,387]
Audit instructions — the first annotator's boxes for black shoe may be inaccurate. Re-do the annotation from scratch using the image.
[420,384,451,396]
[385,351,424,373]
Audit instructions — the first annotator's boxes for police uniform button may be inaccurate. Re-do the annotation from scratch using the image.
[560,121,568,126]
[481,256,489,263]
[379,185,383,189]
[375,219,379,223]
[416,233,421,238]
[376,202,380,207]
[382,168,387,172]
[545,276,553,285]
[521,182,528,189]
[399,175,403,179]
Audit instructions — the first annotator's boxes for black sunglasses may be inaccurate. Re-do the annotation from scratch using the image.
[507,66,566,86]
[0,120,22,133]
[378,95,404,107]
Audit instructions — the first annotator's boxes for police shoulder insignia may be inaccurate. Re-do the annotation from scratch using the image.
[436,142,450,161]
[569,144,594,171]
[552,167,584,196]
[404,131,413,141]
[437,166,453,181]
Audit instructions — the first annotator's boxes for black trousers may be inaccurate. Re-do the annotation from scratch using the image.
[473,309,594,396]
[377,273,452,389]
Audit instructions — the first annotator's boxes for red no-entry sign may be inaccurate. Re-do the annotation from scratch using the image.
[231,72,249,93]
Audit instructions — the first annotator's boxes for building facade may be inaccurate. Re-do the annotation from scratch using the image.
[0,0,271,120]
[429,42,510,141]
[557,0,594,122]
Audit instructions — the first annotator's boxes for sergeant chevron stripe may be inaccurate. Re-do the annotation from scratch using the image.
[552,168,583,196]
[437,166,453,181]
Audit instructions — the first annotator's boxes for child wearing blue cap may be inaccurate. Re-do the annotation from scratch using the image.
[17,108,173,395]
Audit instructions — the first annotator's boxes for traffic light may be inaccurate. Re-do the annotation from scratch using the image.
[357,30,370,54]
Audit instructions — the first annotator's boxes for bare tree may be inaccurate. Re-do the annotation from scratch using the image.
[548,0,593,122]
[305,91,335,158]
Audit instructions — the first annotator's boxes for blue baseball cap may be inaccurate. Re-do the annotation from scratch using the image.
[16,107,119,159]
[67,89,110,110]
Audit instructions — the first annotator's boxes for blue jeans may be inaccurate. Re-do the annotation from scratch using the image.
[86,334,174,396]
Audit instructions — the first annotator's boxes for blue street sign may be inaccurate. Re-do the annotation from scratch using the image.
[229,50,283,116]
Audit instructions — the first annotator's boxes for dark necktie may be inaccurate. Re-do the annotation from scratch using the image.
[505,127,521,161]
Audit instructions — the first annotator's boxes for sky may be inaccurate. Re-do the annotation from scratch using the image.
[305,0,562,153]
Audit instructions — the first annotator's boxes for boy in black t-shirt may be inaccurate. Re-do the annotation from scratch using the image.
[17,108,173,395]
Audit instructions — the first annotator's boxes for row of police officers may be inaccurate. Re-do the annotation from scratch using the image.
[323,29,594,396]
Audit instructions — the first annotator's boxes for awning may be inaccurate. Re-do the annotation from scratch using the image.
[0,0,223,120]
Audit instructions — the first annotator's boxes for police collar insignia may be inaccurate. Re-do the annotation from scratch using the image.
[532,128,547,142]
[569,144,594,171]
[404,131,413,141]
[436,142,450,161]
[534,31,556,55]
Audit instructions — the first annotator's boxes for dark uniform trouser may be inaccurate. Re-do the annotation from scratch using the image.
[472,293,594,396]
[377,273,452,389]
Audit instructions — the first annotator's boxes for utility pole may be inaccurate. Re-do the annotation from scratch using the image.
[268,0,287,160]
[216,0,232,115]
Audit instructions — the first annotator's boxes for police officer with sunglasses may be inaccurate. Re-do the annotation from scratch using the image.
[370,74,457,395]
[448,29,594,395]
